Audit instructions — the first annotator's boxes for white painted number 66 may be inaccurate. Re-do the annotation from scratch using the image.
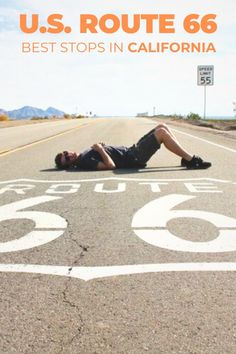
[132,194,236,253]
[1,194,236,254]
[0,196,67,253]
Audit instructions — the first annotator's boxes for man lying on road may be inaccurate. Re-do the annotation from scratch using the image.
[55,123,211,170]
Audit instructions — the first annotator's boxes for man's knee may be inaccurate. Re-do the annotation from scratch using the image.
[154,127,168,143]
[156,123,168,130]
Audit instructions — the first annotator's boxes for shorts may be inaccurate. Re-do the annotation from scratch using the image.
[128,129,161,166]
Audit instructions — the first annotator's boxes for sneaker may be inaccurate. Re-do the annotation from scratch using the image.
[181,155,211,169]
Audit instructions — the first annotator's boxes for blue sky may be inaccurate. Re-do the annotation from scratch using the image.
[0,0,235,117]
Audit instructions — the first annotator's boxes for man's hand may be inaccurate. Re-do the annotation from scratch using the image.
[91,143,105,151]
[91,143,103,152]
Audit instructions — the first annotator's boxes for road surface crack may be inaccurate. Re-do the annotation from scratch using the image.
[58,282,85,353]
[72,241,90,265]
[57,236,89,351]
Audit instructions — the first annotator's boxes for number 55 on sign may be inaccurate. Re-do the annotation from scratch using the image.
[197,65,214,86]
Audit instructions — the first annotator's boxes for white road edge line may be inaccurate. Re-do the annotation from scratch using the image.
[0,177,232,184]
[172,128,236,153]
[0,263,236,281]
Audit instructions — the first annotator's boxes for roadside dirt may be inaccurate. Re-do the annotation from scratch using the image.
[150,116,236,141]
[177,118,236,131]
[151,116,236,131]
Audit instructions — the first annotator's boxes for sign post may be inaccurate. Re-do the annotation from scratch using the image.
[197,65,214,119]
[233,102,236,117]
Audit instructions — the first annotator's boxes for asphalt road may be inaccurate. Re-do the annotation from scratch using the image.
[0,118,94,153]
[0,117,236,354]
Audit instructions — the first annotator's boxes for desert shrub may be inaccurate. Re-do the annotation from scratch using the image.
[169,114,184,119]
[0,114,9,121]
[31,116,49,120]
[186,112,201,120]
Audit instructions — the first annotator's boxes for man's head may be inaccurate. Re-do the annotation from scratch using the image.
[55,151,78,169]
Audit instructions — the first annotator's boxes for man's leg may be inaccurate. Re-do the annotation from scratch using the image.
[133,123,211,169]
[154,126,193,161]
[155,123,178,141]
[136,124,172,144]
[136,128,155,145]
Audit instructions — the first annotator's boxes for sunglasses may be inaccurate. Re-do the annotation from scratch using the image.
[63,151,70,162]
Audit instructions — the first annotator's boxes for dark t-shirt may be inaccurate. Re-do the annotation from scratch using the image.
[75,145,144,170]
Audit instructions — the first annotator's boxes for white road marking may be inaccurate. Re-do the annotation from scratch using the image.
[172,128,236,153]
[132,194,236,253]
[0,263,236,281]
[0,177,231,184]
[94,182,126,193]
[0,121,96,157]
[0,196,67,252]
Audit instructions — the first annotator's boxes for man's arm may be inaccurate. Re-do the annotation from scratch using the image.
[91,143,116,170]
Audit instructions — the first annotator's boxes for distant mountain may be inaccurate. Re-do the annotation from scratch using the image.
[45,107,65,116]
[1,106,65,119]
[0,108,7,115]
[8,106,46,119]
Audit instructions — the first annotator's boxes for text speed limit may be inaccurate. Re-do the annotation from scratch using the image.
[197,65,214,85]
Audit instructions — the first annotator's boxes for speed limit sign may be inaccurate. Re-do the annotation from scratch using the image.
[197,65,214,86]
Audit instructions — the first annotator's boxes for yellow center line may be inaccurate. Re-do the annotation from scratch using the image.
[0,121,97,157]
